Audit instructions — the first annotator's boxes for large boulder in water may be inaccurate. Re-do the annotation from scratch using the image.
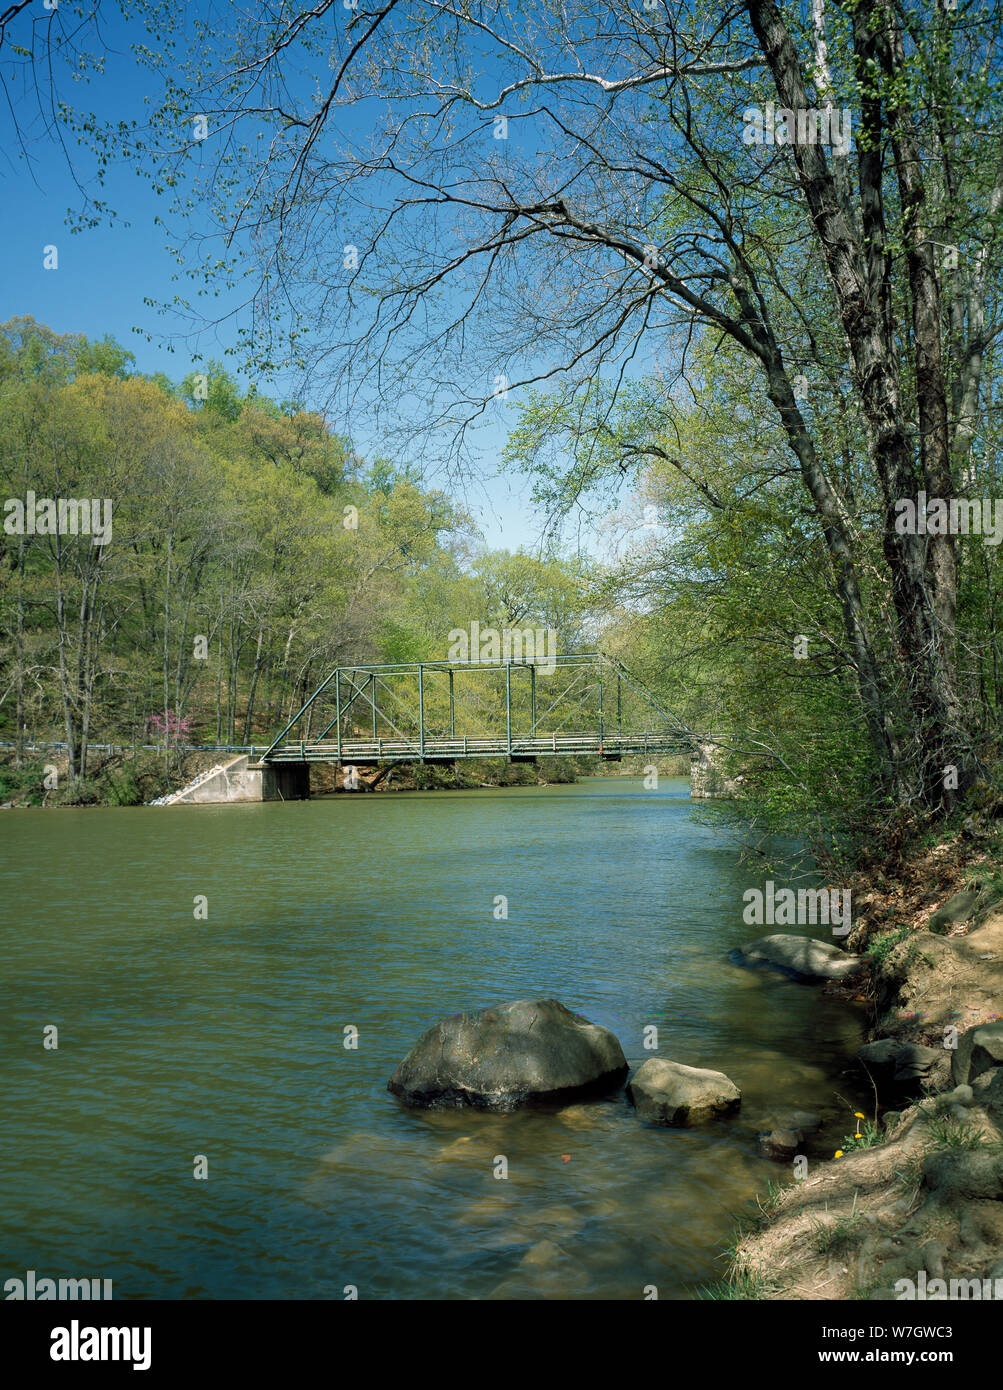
[627,1058,741,1126]
[730,934,865,982]
[387,998,628,1110]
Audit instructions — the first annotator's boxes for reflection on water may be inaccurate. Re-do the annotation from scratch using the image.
[0,778,869,1298]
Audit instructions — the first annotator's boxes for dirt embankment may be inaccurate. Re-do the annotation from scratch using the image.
[728,823,1003,1300]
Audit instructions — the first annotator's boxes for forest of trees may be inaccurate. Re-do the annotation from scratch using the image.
[5,2,1003,856]
[0,317,599,783]
[6,295,1003,857]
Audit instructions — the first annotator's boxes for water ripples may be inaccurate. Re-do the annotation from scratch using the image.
[0,779,869,1298]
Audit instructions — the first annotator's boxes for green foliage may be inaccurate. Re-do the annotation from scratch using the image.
[865,925,913,968]
[104,769,145,807]
[505,336,914,854]
[838,1119,883,1153]
[376,620,437,666]
[698,1219,783,1299]
[74,336,136,380]
[0,758,48,803]
[51,777,104,807]
[176,361,244,420]
[921,1114,995,1151]
[755,1180,787,1219]
[0,320,598,779]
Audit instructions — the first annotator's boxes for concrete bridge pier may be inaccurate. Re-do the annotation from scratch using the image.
[155,755,310,805]
[256,761,310,801]
[689,742,743,799]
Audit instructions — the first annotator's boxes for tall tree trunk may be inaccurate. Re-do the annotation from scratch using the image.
[748,0,975,804]
[242,628,265,744]
[216,586,224,744]
[52,537,78,782]
[14,533,26,768]
[162,539,172,775]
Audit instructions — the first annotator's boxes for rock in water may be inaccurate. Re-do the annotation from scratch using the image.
[730,934,865,982]
[744,1107,823,1142]
[387,998,628,1110]
[627,1058,741,1126]
[758,1128,804,1161]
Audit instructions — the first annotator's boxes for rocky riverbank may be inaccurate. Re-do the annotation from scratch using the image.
[725,816,1003,1300]
[311,755,591,794]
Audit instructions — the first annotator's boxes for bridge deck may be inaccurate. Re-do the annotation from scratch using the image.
[264,731,694,764]
[261,654,702,765]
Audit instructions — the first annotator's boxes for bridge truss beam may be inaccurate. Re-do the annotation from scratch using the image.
[261,653,699,766]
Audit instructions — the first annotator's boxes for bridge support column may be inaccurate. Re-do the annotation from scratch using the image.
[261,762,311,801]
[689,743,742,799]
[505,662,512,757]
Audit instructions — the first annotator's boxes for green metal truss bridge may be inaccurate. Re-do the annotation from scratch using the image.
[261,653,702,767]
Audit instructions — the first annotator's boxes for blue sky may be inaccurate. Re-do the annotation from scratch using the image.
[0,5,555,553]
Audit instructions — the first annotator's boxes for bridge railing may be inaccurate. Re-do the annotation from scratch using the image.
[261,652,697,763]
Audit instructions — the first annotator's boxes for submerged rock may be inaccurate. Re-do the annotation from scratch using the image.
[387,998,628,1110]
[627,1058,741,1126]
[746,1108,822,1136]
[758,1128,804,1161]
[730,934,865,982]
[520,1239,565,1269]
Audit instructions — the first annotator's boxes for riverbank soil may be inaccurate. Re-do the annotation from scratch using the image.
[731,818,1003,1300]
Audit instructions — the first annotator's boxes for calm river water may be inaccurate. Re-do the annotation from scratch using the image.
[0,777,869,1299]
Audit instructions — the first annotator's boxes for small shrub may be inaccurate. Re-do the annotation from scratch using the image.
[838,1118,883,1152]
[52,777,103,806]
[105,769,144,806]
[0,757,48,801]
[865,924,912,967]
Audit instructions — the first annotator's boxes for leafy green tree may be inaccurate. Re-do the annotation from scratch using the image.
[74,0,1002,815]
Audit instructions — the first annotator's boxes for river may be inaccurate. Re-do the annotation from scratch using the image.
[0,776,869,1299]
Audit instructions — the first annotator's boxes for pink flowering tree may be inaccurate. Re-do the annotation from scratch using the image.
[150,710,192,744]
